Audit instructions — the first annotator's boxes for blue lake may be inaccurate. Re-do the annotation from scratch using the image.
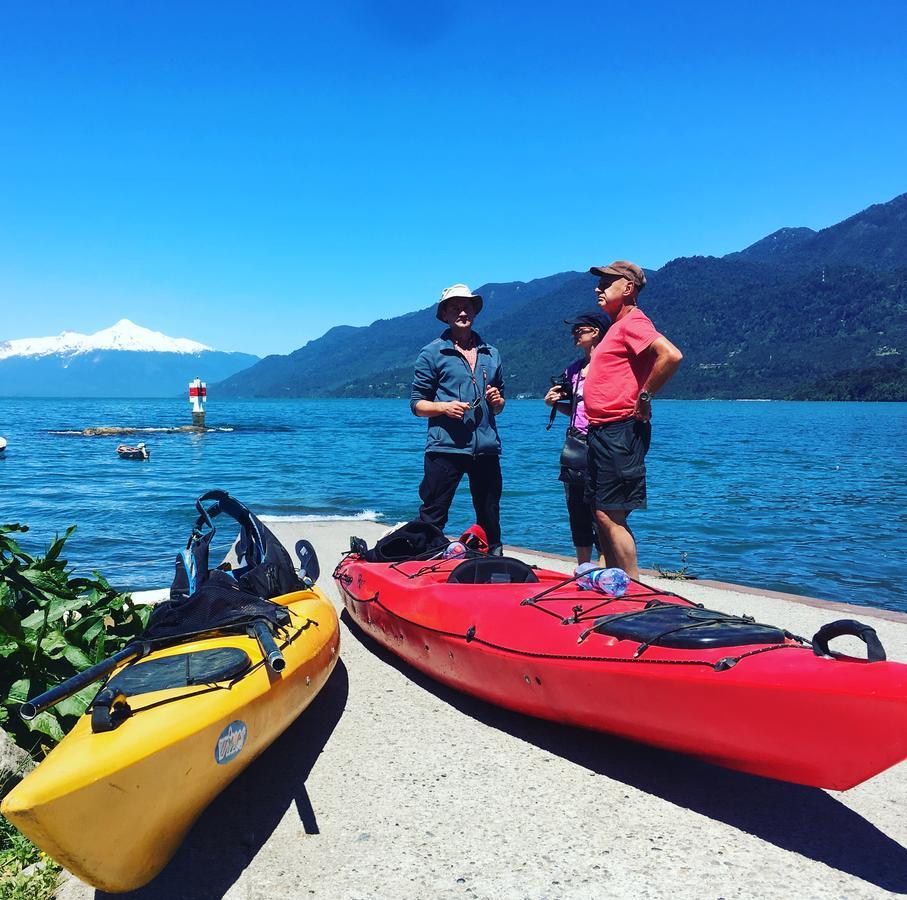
[0,398,905,611]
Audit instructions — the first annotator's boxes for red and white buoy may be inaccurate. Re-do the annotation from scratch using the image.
[189,378,207,428]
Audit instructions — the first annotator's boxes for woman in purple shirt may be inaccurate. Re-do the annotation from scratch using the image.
[544,312,610,565]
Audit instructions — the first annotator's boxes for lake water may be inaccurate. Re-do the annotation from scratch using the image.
[0,398,905,611]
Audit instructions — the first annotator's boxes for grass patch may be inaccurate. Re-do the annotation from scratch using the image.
[0,816,60,900]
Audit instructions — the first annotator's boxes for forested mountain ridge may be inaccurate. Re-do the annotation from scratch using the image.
[215,193,907,401]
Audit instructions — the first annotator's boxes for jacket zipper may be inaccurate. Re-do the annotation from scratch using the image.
[457,351,479,457]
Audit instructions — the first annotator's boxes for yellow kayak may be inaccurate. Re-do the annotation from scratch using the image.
[1,588,339,893]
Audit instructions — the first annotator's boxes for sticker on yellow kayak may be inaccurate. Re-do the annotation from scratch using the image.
[215,720,247,764]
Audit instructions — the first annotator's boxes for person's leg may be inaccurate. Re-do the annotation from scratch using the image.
[587,420,650,578]
[466,455,503,551]
[594,508,639,578]
[565,481,594,565]
[418,453,466,534]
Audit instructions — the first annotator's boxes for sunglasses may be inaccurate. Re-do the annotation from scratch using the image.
[467,369,488,408]
[572,326,597,337]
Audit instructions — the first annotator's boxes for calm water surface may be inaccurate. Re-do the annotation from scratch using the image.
[0,398,905,611]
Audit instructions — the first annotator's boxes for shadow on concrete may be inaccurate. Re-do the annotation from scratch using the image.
[98,659,349,900]
[341,609,907,893]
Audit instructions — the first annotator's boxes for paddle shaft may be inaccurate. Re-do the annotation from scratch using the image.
[21,641,152,720]
[250,620,286,673]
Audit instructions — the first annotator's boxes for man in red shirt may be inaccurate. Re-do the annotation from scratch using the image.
[583,261,683,579]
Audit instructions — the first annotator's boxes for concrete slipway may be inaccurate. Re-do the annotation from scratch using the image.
[58,520,907,900]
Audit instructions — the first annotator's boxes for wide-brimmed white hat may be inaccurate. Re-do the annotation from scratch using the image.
[436,283,484,322]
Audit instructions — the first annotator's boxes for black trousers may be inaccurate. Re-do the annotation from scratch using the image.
[418,452,502,547]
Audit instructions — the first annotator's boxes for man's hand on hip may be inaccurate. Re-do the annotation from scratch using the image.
[633,395,652,422]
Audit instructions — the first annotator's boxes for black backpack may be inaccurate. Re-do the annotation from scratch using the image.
[360,519,449,562]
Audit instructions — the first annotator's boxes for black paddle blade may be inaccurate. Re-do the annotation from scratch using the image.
[294,539,320,584]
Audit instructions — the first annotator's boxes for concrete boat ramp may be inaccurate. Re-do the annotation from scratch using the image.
[59,520,907,900]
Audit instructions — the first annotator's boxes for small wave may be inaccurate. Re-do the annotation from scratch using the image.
[261,510,383,523]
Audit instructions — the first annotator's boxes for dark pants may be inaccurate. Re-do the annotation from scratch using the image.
[564,481,599,550]
[418,452,502,547]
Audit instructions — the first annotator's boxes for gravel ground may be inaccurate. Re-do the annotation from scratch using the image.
[56,520,907,900]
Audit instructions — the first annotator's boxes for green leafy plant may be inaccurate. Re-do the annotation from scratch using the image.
[0,523,150,754]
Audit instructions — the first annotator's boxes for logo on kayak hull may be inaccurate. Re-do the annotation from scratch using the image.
[215,720,247,764]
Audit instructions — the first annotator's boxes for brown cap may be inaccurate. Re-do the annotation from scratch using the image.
[589,260,647,291]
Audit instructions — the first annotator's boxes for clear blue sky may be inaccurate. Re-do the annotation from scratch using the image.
[2,0,905,355]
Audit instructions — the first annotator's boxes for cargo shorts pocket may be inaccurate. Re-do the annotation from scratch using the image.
[618,462,646,483]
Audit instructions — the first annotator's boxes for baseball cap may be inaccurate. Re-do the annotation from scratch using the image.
[563,311,611,334]
[436,284,484,322]
[589,260,647,291]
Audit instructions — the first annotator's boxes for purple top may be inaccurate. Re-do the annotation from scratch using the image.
[565,358,590,434]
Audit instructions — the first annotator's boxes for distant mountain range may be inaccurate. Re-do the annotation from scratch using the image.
[0,320,259,397]
[216,192,907,401]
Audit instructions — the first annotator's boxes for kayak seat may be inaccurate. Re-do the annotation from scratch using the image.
[592,605,786,649]
[105,647,252,697]
[447,557,539,584]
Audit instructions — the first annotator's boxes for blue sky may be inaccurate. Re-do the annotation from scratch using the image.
[1,0,905,355]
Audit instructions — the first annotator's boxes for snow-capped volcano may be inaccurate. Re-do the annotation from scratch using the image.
[0,320,259,397]
[0,319,213,360]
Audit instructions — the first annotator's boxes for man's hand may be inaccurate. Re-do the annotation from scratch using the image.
[485,385,504,413]
[442,400,471,420]
[633,394,652,422]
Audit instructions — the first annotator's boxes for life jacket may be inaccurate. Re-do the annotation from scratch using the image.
[143,490,300,641]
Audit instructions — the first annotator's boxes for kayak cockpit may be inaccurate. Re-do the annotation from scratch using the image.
[446,556,540,584]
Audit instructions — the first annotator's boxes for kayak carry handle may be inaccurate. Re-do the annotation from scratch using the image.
[811,619,887,662]
[20,641,151,721]
[250,620,286,673]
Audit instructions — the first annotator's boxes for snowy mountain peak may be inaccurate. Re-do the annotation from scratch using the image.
[0,320,214,360]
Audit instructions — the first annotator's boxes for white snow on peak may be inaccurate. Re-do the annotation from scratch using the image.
[0,319,214,360]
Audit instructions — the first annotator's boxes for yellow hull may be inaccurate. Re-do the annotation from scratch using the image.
[1,589,339,893]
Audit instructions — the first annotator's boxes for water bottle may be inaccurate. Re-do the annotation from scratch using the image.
[574,562,597,588]
[574,564,630,597]
[443,541,468,560]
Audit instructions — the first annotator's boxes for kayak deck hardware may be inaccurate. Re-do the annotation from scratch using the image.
[811,619,887,662]
[91,687,132,733]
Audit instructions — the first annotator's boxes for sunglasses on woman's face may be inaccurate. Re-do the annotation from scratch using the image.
[572,327,597,337]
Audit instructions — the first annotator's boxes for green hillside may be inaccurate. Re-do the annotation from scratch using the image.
[215,193,907,402]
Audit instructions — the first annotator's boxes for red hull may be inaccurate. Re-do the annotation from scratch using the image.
[335,556,907,790]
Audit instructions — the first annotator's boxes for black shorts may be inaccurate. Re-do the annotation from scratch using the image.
[584,419,651,512]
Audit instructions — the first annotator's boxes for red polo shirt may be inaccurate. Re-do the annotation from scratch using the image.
[584,308,662,425]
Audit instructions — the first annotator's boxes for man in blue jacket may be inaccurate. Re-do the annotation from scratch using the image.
[411,283,506,554]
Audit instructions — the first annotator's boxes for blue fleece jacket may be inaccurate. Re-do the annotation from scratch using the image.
[410,330,504,456]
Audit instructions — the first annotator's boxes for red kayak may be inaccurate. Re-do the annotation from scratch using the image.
[335,543,907,791]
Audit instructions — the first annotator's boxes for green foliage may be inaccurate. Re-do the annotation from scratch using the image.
[216,193,907,402]
[0,523,150,755]
[0,816,60,900]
